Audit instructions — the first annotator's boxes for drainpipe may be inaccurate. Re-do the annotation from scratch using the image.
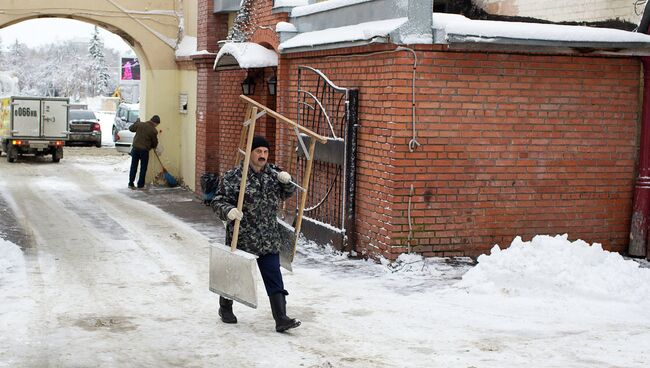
[629,57,650,259]
[630,3,650,259]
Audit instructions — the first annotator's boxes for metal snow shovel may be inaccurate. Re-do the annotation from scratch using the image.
[209,106,261,308]
[279,137,317,271]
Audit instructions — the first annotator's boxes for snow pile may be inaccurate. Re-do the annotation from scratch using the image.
[457,234,650,303]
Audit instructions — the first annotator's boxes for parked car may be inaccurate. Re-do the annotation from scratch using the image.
[112,103,139,141]
[114,129,134,154]
[66,109,101,147]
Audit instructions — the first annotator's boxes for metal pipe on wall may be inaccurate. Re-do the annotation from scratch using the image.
[629,57,650,259]
[630,4,650,259]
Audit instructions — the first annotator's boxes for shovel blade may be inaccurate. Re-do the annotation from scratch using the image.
[209,243,259,308]
[277,219,295,271]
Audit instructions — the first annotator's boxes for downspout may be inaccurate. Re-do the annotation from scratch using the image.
[630,3,650,259]
[629,57,650,259]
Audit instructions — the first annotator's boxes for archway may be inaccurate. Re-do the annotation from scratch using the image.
[0,1,197,187]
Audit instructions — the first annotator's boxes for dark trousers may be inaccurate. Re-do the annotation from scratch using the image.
[257,253,287,296]
[129,148,150,188]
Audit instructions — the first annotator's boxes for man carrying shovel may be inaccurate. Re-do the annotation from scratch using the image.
[211,135,301,332]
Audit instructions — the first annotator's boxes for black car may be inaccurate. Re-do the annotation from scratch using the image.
[67,109,102,147]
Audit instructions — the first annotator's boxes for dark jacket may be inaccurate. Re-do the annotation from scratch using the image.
[211,163,295,255]
[129,120,159,151]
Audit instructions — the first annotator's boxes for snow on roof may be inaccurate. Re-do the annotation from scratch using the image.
[273,0,309,9]
[175,36,205,58]
[279,17,408,51]
[279,11,650,54]
[276,21,297,33]
[213,42,278,70]
[434,13,650,45]
[290,0,372,17]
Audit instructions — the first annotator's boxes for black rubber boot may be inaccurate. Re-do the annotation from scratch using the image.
[269,293,301,332]
[219,296,237,324]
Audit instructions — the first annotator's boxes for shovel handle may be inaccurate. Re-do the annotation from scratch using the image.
[153,150,166,171]
[231,106,258,251]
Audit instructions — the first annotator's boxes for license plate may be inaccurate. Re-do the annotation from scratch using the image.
[30,142,48,149]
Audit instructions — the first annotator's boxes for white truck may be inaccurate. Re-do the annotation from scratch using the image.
[0,96,69,163]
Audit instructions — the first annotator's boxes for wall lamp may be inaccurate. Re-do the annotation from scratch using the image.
[241,75,256,96]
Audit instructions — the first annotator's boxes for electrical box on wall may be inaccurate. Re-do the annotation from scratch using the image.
[179,93,188,114]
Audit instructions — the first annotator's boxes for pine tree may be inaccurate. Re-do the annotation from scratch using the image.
[0,36,5,71]
[88,26,111,96]
[228,0,255,42]
[7,40,27,92]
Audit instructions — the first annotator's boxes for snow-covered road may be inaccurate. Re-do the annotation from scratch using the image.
[1,148,649,368]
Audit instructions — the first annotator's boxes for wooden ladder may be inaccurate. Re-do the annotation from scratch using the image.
[236,95,327,267]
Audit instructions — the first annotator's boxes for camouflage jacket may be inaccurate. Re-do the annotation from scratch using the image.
[211,163,295,255]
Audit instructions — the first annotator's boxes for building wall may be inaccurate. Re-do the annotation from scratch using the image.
[194,0,286,191]
[196,0,642,259]
[177,66,198,190]
[194,0,228,191]
[476,0,643,24]
[280,44,641,259]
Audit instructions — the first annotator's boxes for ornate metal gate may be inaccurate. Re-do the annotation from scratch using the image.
[291,66,358,251]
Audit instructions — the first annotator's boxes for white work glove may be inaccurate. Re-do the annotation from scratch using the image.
[155,147,162,155]
[227,207,243,221]
[277,171,291,184]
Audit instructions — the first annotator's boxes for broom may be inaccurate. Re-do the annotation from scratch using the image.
[153,150,178,187]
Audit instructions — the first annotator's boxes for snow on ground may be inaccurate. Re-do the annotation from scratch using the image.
[1,153,650,367]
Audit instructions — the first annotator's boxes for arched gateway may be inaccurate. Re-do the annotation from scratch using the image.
[0,0,198,187]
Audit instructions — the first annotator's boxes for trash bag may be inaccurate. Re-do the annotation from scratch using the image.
[200,172,219,205]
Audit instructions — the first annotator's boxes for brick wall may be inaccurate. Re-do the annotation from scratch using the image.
[196,0,286,189]
[194,54,217,190]
[213,67,279,176]
[197,0,642,259]
[195,2,229,192]
[280,44,641,259]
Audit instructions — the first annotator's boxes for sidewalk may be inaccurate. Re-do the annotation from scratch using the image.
[128,185,225,243]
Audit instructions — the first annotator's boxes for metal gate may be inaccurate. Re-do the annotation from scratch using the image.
[291,66,358,251]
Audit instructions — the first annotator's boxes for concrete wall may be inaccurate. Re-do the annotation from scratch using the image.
[476,0,643,24]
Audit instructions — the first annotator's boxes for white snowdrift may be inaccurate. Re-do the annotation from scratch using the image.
[457,234,650,304]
